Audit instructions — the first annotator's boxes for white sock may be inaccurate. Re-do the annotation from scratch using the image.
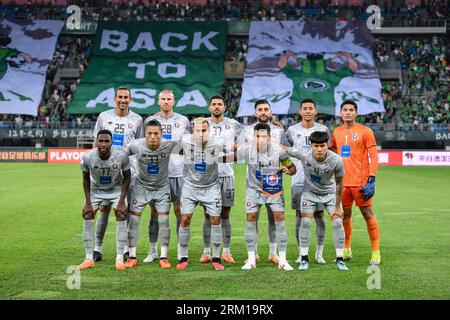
[116,255,123,262]
[129,247,137,258]
[248,251,256,262]
[123,245,129,254]
[203,247,211,254]
[94,245,102,253]
[300,247,309,256]
[86,253,93,261]
[336,248,344,258]
[279,251,287,261]
[316,245,324,257]
[161,246,168,258]
[150,242,157,254]
[269,243,277,256]
[298,246,301,256]
[222,247,230,254]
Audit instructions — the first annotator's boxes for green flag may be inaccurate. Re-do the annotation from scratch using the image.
[69,21,227,115]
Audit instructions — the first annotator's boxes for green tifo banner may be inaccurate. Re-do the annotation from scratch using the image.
[68,21,227,115]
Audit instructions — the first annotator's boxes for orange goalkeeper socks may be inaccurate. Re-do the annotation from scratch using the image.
[366,217,380,252]
[343,216,352,249]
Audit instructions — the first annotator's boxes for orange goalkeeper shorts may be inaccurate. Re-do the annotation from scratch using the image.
[342,186,373,208]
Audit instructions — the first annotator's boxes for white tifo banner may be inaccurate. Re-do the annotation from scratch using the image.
[238,21,384,117]
[0,19,64,116]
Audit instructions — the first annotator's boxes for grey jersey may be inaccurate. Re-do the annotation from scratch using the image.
[81,148,130,190]
[144,112,191,178]
[125,138,178,190]
[207,117,243,177]
[181,134,224,189]
[286,122,330,185]
[237,142,292,195]
[93,109,144,149]
[287,148,344,195]
[238,122,290,147]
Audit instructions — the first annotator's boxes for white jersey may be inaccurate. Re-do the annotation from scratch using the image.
[144,112,191,178]
[238,122,290,147]
[93,109,144,149]
[206,117,243,177]
[93,109,144,176]
[81,148,130,190]
[286,122,330,186]
[181,134,225,189]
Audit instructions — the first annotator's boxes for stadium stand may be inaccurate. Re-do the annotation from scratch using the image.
[0,0,448,139]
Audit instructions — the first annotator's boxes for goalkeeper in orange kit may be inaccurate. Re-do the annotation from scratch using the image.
[331,100,380,266]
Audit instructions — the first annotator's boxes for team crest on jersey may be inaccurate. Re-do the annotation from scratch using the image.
[161,152,168,158]
[266,174,279,186]
[225,124,230,130]
[324,168,330,173]
[128,123,134,129]
[132,199,138,205]
[352,133,359,141]
[112,163,120,169]
[175,123,180,128]
[108,121,113,125]
[210,149,216,156]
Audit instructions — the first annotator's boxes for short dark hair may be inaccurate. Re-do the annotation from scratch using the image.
[340,99,358,111]
[209,95,225,104]
[146,119,162,131]
[115,86,131,97]
[254,123,271,135]
[300,98,316,109]
[254,99,271,110]
[97,129,112,139]
[309,131,329,144]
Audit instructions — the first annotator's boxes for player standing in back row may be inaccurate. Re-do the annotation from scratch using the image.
[199,95,243,264]
[331,100,380,266]
[144,90,191,262]
[286,99,330,265]
[92,87,144,262]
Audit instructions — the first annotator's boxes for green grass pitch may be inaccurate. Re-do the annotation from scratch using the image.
[0,164,449,300]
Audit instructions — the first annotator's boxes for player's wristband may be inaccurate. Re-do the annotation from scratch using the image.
[281,158,293,168]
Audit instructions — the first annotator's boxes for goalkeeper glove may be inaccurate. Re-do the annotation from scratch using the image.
[359,176,375,201]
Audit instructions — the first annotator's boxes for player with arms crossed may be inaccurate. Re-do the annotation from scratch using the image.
[331,100,380,266]
[124,120,179,269]
[92,87,144,262]
[77,130,131,271]
[237,123,296,271]
[199,95,243,264]
[287,131,348,271]
[238,99,290,264]
[144,90,191,263]
[286,98,330,265]
[177,118,228,271]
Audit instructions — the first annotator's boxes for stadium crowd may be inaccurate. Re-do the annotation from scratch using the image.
[1,0,448,26]
[1,0,449,130]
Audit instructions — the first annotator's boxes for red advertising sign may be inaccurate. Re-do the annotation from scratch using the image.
[48,149,88,164]
[378,151,403,166]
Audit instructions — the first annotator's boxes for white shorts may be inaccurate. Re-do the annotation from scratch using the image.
[291,184,325,212]
[90,187,124,211]
[129,183,171,213]
[181,184,222,216]
[246,188,284,213]
[169,177,184,203]
[301,191,336,214]
[219,176,235,207]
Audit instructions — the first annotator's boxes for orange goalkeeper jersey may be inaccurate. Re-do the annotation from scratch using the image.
[331,123,378,187]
